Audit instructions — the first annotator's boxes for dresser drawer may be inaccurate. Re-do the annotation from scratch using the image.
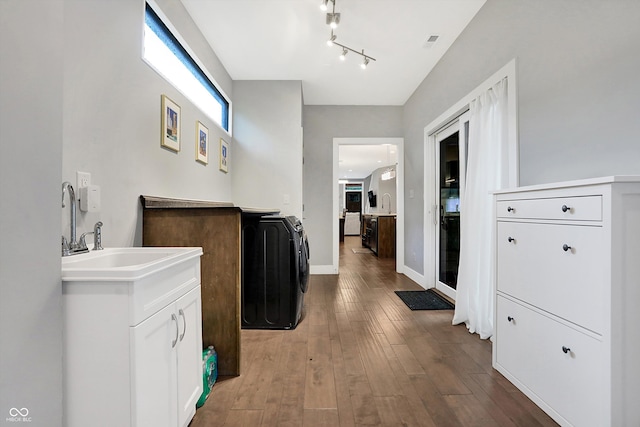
[497,221,605,333]
[496,195,602,221]
[495,296,605,427]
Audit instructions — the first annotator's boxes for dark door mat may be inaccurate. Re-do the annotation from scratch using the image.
[394,289,454,310]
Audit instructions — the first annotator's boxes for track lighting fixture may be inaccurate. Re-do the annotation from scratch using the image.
[319,0,376,69]
[332,42,375,67]
[320,0,333,12]
[327,33,337,46]
[326,12,340,29]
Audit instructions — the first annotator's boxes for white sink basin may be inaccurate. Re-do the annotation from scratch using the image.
[62,247,203,281]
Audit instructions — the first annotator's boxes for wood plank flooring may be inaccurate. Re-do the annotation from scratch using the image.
[190,236,557,427]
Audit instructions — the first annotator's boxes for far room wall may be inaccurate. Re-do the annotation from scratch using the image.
[303,106,403,267]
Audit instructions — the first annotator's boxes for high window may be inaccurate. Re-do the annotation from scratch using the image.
[143,2,230,133]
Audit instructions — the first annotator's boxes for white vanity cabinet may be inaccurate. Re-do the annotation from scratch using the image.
[63,247,203,427]
[493,177,640,427]
[131,286,202,427]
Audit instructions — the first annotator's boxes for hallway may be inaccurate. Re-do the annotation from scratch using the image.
[190,236,557,426]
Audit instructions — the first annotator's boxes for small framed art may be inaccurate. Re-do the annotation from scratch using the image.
[219,138,229,173]
[161,94,180,151]
[196,121,209,164]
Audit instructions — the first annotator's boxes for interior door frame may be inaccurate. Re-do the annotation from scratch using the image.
[333,137,405,274]
[423,59,519,293]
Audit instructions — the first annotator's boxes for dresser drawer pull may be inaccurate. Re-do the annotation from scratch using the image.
[508,237,515,243]
[507,206,515,213]
[561,204,571,213]
[507,316,515,322]
[562,346,571,354]
[562,244,572,252]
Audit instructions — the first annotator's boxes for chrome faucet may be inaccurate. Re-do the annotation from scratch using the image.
[93,221,104,250]
[382,193,392,214]
[76,221,104,252]
[61,182,89,256]
[62,182,77,249]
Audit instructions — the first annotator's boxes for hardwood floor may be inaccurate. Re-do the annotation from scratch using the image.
[190,236,557,426]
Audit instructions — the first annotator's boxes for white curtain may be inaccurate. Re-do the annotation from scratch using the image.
[452,78,509,339]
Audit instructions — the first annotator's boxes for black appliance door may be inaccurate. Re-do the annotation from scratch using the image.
[299,232,310,293]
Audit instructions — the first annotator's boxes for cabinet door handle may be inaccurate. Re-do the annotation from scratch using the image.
[507,316,515,322]
[178,309,186,342]
[561,204,571,213]
[562,244,572,252]
[507,206,515,213]
[562,346,571,354]
[171,313,179,348]
[507,237,515,243]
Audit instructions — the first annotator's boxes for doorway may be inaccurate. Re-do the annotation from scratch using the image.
[345,184,362,213]
[434,113,468,299]
[332,138,405,274]
[424,59,519,301]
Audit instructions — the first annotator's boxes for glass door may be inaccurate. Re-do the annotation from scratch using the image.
[434,113,469,299]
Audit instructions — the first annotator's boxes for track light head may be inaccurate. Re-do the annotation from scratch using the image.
[327,34,337,46]
[339,47,348,61]
[361,57,369,69]
[326,12,340,29]
[320,0,329,11]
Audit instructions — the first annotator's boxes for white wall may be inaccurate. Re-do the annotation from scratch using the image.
[2,1,234,425]
[231,81,303,218]
[62,0,233,248]
[1,2,64,425]
[402,0,640,276]
[367,166,397,214]
[303,106,403,266]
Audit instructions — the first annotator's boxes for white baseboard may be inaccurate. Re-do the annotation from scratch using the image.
[401,265,426,289]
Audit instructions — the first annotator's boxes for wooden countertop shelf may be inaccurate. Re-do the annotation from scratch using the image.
[140,195,277,376]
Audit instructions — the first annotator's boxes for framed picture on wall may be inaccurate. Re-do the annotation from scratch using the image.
[161,94,180,152]
[195,121,209,164]
[219,138,229,173]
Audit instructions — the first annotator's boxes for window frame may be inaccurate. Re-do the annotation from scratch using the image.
[143,0,232,136]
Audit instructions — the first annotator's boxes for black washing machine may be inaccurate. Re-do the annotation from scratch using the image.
[241,215,309,329]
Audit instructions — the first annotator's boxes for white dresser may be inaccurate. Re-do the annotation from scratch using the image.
[493,176,640,427]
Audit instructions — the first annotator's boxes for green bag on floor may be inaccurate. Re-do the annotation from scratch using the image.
[196,346,218,408]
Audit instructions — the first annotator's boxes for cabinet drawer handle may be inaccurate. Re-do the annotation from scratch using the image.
[562,346,571,354]
[178,309,186,342]
[507,237,515,243]
[561,204,571,213]
[171,313,179,348]
[507,316,515,322]
[562,244,572,252]
[507,206,515,213]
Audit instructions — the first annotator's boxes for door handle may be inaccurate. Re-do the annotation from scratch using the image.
[171,313,179,348]
[178,309,186,342]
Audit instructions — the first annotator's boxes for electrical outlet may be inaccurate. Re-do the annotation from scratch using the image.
[76,171,91,190]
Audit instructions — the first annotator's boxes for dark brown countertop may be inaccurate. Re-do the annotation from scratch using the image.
[140,195,279,215]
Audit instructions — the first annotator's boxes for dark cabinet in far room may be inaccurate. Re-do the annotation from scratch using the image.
[361,214,396,258]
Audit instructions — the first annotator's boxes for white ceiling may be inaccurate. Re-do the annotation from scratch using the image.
[181,0,486,106]
[339,144,397,179]
[180,0,485,179]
